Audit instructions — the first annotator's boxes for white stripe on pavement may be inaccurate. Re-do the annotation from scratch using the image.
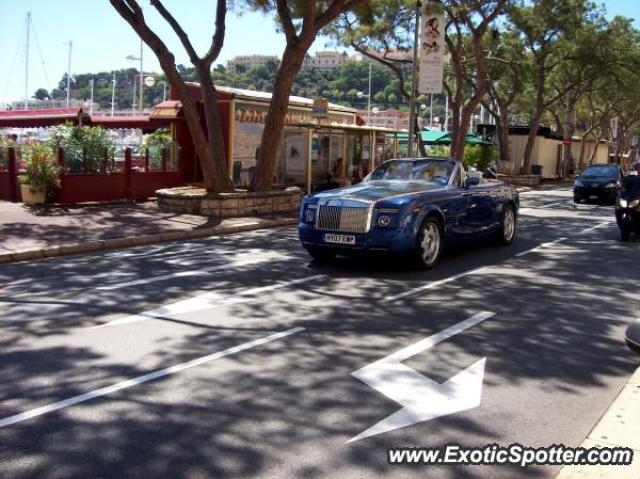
[577,221,611,235]
[380,267,489,303]
[96,258,266,290]
[0,327,305,429]
[382,221,613,304]
[514,237,568,257]
[92,274,326,329]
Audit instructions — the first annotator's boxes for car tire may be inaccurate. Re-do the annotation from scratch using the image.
[306,246,335,263]
[497,204,516,245]
[573,195,581,204]
[414,216,443,269]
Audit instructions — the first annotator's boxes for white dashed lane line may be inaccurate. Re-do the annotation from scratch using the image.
[0,327,305,429]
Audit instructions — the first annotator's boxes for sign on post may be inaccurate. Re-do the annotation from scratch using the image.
[312,98,329,118]
[419,1,446,94]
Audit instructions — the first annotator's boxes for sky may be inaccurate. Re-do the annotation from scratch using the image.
[0,0,639,105]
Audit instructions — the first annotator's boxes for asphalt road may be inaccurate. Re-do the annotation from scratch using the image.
[0,188,638,479]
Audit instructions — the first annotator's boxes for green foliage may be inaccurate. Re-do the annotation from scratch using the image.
[212,59,404,109]
[18,142,61,195]
[145,128,172,146]
[463,145,497,171]
[33,88,50,100]
[48,124,115,173]
[427,145,450,157]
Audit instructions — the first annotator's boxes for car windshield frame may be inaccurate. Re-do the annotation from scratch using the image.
[363,158,457,186]
[580,165,618,178]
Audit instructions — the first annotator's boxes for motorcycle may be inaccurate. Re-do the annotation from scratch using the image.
[615,175,640,241]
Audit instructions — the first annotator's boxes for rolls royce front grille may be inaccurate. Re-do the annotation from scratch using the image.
[316,205,371,233]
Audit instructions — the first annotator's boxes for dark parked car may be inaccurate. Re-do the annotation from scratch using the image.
[573,164,624,204]
[298,158,519,269]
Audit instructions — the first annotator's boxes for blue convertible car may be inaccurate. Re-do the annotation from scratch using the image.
[298,158,519,268]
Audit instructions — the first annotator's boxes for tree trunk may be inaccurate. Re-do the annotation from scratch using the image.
[578,135,588,171]
[496,102,511,166]
[252,43,307,191]
[588,129,605,166]
[160,61,227,192]
[416,116,426,157]
[197,64,235,191]
[521,68,545,175]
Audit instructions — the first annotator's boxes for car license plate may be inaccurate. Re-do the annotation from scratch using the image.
[324,234,356,245]
[589,195,598,200]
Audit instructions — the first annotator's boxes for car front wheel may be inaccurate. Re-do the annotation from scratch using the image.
[497,204,516,245]
[415,217,443,269]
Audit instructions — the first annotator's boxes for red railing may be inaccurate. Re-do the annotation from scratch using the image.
[0,145,182,204]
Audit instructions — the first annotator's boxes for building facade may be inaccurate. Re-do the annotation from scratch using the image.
[227,55,280,74]
[302,51,356,70]
[151,84,404,192]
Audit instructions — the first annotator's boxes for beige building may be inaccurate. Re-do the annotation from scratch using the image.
[227,55,280,74]
[303,51,355,70]
[498,131,610,178]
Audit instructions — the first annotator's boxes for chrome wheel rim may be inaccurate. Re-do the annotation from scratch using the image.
[421,222,441,264]
[503,208,515,241]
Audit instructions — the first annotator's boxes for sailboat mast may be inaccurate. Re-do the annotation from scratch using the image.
[24,12,31,110]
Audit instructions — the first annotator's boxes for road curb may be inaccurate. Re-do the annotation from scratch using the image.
[555,366,640,479]
[0,218,298,265]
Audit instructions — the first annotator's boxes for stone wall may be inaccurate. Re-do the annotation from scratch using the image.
[157,186,303,217]
[499,175,543,186]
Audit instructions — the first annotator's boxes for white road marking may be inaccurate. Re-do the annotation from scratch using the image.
[535,201,570,209]
[380,267,488,303]
[0,327,305,429]
[92,274,326,329]
[514,237,568,257]
[578,221,611,235]
[96,258,265,290]
[348,312,494,443]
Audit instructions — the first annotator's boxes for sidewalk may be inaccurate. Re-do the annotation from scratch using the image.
[555,366,640,478]
[515,180,575,192]
[0,200,298,264]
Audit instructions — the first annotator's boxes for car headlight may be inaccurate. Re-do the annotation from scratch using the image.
[605,182,617,188]
[619,198,629,208]
[305,209,315,223]
[630,199,640,208]
[574,179,584,188]
[378,215,391,227]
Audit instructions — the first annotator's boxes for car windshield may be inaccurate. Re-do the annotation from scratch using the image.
[365,159,455,185]
[581,165,618,178]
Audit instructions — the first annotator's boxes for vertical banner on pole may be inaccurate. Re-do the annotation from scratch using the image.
[419,1,446,94]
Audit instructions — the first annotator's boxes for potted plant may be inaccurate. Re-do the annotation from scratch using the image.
[18,142,60,205]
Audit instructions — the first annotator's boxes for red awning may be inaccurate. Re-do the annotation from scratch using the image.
[88,115,170,131]
[0,107,85,128]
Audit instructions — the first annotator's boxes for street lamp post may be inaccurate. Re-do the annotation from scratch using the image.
[126,39,144,114]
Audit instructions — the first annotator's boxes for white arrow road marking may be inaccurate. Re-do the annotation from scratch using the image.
[90,274,326,329]
[0,327,305,429]
[348,311,495,443]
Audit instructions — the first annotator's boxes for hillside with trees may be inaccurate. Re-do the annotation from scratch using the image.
[36,60,411,112]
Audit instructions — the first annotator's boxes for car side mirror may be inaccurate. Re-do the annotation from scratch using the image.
[626,319,640,356]
[464,177,480,188]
